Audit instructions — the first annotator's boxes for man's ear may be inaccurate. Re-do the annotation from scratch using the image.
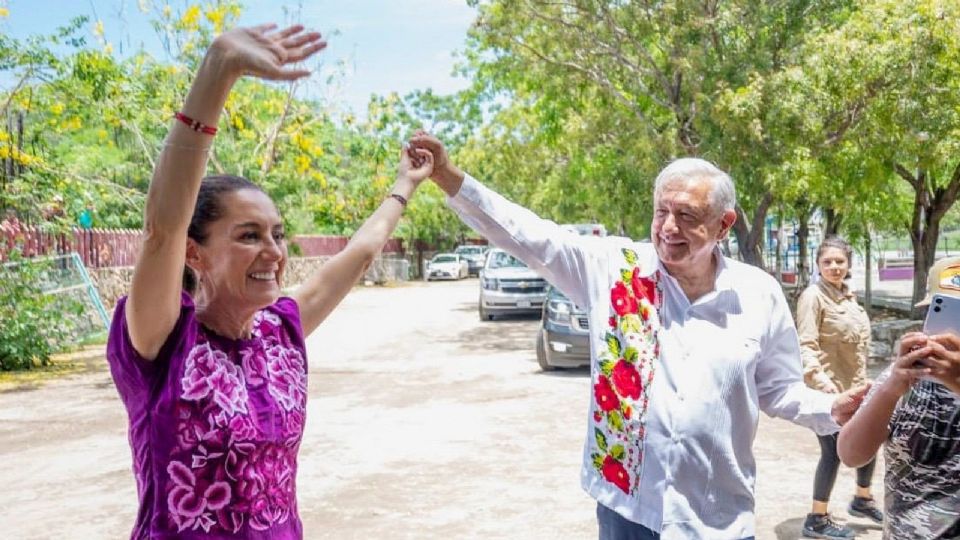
[718,208,737,238]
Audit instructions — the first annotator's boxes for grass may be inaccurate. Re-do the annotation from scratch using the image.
[0,343,106,391]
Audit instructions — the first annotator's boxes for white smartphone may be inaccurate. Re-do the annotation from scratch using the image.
[922,293,960,335]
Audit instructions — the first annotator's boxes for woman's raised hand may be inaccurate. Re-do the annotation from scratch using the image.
[211,23,326,81]
[397,144,435,186]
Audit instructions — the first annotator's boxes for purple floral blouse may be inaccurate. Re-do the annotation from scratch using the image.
[107,293,308,539]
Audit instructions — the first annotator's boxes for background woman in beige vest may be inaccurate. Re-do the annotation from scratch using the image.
[796,236,881,539]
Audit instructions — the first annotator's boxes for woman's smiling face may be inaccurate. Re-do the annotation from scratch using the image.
[188,188,287,310]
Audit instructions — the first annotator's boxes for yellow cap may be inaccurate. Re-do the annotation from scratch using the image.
[916,256,960,307]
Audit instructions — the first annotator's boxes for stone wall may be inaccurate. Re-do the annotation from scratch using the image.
[869,319,923,365]
[89,254,414,311]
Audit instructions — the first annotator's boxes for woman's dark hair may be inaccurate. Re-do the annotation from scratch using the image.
[816,235,854,279]
[183,175,265,295]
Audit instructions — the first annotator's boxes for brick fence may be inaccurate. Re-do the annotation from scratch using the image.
[0,223,404,268]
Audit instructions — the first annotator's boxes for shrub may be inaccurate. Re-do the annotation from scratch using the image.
[0,250,85,370]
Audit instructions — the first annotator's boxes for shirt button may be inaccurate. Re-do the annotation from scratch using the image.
[677,392,685,401]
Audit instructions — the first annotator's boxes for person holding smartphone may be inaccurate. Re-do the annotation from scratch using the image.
[796,236,880,539]
[838,256,960,539]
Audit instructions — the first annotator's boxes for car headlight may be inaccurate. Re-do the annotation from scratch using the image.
[547,299,572,325]
[481,277,498,290]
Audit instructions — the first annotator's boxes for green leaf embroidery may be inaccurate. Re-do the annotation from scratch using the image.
[622,248,638,265]
[600,359,615,376]
[610,444,626,461]
[620,269,633,284]
[595,428,608,452]
[591,452,604,470]
[608,410,625,432]
[605,332,621,357]
[620,314,642,334]
[624,346,639,364]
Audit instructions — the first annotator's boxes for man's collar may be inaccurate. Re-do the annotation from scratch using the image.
[654,245,733,292]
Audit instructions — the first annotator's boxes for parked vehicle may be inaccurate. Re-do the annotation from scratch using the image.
[535,285,590,370]
[425,253,469,281]
[560,223,607,237]
[478,249,547,320]
[454,244,488,276]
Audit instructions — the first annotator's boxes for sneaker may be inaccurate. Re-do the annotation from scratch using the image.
[848,496,883,524]
[802,513,856,539]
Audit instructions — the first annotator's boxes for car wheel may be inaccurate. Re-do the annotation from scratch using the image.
[536,329,554,371]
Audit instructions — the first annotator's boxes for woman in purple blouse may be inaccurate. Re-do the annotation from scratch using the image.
[106,24,433,539]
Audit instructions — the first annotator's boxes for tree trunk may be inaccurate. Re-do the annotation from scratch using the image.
[731,191,774,268]
[824,207,842,237]
[896,162,960,318]
[864,232,872,318]
[775,210,783,282]
[796,204,811,291]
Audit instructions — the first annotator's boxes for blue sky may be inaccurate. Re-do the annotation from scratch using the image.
[1,0,477,115]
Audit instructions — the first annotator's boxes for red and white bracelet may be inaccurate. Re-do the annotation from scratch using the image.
[174,111,218,135]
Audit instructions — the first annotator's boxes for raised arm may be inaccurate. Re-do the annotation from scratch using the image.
[408,132,597,309]
[126,24,325,359]
[293,146,434,336]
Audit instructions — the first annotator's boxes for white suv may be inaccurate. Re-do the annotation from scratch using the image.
[478,249,547,321]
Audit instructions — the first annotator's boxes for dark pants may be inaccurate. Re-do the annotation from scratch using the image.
[597,503,756,540]
[813,432,876,502]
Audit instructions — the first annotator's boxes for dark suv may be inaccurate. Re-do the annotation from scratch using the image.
[535,285,590,370]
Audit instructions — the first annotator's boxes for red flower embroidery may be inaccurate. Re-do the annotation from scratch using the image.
[593,411,602,423]
[612,360,642,400]
[594,375,621,412]
[601,455,630,494]
[631,268,657,305]
[623,404,633,419]
[611,282,638,316]
[608,316,617,329]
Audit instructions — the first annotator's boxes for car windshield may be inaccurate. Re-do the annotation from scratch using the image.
[432,255,457,263]
[487,251,527,269]
[455,246,484,255]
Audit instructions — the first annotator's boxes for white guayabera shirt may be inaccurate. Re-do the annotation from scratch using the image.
[448,174,839,540]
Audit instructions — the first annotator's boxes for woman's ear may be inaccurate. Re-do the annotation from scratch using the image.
[185,238,203,273]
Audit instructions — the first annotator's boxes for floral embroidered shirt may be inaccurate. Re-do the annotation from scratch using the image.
[448,174,838,540]
[107,292,308,539]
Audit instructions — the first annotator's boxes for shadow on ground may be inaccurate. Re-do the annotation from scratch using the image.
[443,301,542,354]
[775,516,881,539]
[0,347,107,394]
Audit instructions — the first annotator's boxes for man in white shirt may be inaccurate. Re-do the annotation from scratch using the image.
[408,133,869,540]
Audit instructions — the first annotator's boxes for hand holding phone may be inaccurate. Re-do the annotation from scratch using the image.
[923,294,960,335]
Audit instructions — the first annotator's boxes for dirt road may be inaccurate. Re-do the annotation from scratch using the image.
[0,279,883,539]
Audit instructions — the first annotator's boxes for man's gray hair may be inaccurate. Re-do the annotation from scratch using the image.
[653,158,736,215]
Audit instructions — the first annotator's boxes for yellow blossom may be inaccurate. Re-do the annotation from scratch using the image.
[312,172,327,189]
[295,154,311,173]
[103,43,114,55]
[49,103,65,116]
[205,6,225,34]
[0,132,8,142]
[163,4,171,18]
[137,0,150,13]
[232,115,244,130]
[97,129,108,141]
[181,5,200,28]
[93,20,104,38]
[0,7,10,18]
